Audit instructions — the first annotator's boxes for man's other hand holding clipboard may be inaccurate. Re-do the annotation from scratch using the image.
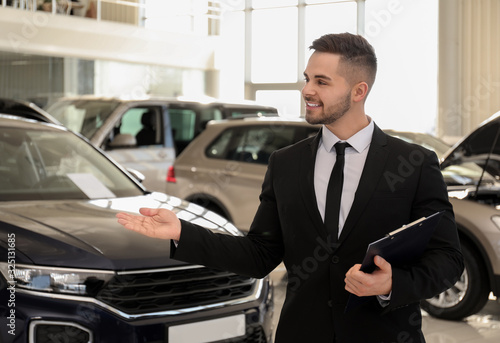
[344,211,445,312]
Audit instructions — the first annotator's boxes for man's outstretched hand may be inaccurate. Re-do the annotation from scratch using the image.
[116,208,181,241]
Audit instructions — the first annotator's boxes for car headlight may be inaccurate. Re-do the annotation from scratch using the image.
[0,263,114,296]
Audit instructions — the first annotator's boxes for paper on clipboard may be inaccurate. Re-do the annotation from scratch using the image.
[345,211,445,312]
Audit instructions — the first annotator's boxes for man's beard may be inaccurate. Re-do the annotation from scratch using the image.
[305,91,351,125]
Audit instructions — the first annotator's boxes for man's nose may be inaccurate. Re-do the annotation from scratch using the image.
[301,82,314,97]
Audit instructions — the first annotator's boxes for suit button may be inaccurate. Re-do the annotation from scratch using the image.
[327,300,333,307]
[331,256,340,264]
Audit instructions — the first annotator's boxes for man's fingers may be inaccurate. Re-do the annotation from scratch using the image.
[374,255,390,271]
[116,208,181,240]
[116,212,133,220]
[344,265,364,295]
[116,212,147,231]
[344,257,392,296]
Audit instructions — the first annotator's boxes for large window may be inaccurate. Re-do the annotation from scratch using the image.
[220,0,360,116]
[219,0,439,134]
[304,2,358,60]
[251,7,298,83]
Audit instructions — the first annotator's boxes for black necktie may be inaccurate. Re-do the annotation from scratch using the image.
[324,142,350,242]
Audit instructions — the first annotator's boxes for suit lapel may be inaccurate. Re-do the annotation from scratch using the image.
[338,125,389,243]
[299,131,328,237]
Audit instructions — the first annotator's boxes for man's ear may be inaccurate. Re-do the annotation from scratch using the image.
[352,82,369,103]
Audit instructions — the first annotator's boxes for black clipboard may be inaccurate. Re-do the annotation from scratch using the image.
[345,210,445,312]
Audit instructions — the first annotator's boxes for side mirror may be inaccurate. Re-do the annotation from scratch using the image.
[127,168,145,183]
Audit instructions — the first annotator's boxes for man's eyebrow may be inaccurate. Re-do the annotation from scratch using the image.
[303,72,332,81]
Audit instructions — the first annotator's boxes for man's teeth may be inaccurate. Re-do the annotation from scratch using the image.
[307,102,320,107]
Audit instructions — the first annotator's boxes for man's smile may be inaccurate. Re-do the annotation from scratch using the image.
[306,101,322,109]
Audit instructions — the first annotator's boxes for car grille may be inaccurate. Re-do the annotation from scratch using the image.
[95,267,256,315]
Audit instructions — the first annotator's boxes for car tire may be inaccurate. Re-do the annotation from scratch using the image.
[421,241,490,320]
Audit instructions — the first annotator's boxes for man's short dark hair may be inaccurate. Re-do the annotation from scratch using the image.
[310,33,377,91]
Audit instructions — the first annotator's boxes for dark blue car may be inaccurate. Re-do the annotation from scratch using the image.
[0,115,273,343]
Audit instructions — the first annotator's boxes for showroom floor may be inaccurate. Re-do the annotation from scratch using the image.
[269,265,500,342]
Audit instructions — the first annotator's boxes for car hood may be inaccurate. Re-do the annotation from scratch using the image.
[441,111,500,168]
[439,111,500,206]
[0,193,240,271]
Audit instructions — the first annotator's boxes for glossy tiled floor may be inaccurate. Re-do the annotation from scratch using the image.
[423,299,500,343]
[269,265,500,342]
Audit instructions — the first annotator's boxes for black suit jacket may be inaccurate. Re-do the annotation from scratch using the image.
[173,124,464,343]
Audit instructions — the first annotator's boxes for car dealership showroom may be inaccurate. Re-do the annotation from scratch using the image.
[1,1,500,342]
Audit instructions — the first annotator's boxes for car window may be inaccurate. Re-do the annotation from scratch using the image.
[206,125,298,165]
[0,127,142,201]
[47,99,120,139]
[169,108,198,154]
[169,108,196,141]
[120,108,144,135]
[200,108,223,131]
[117,107,162,146]
[206,129,234,159]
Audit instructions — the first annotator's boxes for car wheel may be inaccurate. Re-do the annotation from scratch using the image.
[421,241,490,320]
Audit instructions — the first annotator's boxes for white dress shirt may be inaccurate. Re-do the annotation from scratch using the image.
[314,119,374,238]
[314,119,391,303]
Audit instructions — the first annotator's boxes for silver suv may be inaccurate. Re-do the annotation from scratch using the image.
[166,116,500,321]
[45,96,278,191]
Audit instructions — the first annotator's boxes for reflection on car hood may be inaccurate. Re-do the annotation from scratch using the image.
[0,193,240,271]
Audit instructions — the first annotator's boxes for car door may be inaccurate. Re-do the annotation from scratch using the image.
[104,105,176,191]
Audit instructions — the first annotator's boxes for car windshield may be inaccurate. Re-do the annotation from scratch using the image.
[46,99,121,139]
[0,125,143,201]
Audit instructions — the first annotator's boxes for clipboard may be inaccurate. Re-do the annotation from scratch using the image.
[345,210,445,312]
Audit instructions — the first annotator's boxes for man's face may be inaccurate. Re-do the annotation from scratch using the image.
[302,52,352,125]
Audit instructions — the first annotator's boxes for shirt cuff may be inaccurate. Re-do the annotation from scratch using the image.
[377,291,392,307]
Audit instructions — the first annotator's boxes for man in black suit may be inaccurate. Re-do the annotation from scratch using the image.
[117,33,464,342]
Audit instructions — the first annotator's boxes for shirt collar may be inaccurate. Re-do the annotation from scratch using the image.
[320,117,374,154]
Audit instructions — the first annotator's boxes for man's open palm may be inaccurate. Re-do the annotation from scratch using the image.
[116,207,181,241]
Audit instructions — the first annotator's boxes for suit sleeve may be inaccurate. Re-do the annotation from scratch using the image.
[386,150,464,311]
[171,152,284,278]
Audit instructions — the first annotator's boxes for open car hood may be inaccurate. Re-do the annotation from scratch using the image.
[441,111,500,204]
